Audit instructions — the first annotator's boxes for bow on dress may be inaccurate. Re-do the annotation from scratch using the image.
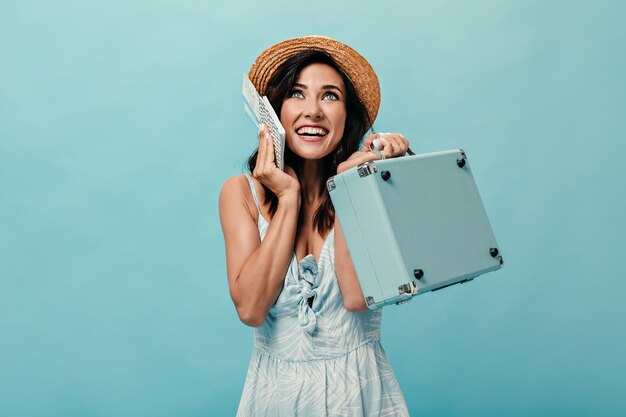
[297,255,320,335]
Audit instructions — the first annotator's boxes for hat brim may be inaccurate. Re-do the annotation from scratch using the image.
[248,36,380,126]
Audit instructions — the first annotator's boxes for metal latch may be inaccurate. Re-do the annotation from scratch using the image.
[398,281,418,296]
[357,161,378,177]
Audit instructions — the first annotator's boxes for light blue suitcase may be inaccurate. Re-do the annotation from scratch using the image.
[327,149,503,309]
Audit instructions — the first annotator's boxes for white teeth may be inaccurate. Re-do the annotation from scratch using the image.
[296,127,328,136]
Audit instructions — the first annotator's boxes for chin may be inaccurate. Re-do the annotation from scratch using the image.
[292,148,331,161]
[290,143,334,160]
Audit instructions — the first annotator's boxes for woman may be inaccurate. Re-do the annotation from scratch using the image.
[220,36,411,416]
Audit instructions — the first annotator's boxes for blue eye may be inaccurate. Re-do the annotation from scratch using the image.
[290,90,304,99]
[323,92,338,100]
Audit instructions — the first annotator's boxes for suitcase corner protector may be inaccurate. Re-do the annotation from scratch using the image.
[326,177,336,192]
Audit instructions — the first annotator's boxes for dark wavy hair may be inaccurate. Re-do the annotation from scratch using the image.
[247,50,371,234]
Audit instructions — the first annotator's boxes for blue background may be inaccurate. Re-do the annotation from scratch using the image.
[1,0,624,416]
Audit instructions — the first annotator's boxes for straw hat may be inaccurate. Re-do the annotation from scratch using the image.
[248,35,380,125]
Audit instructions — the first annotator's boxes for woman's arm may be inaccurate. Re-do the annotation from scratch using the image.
[333,219,369,312]
[219,125,301,327]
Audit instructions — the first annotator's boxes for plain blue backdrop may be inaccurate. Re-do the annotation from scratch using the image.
[1,0,624,416]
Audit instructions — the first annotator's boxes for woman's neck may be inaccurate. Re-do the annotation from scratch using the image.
[299,159,326,205]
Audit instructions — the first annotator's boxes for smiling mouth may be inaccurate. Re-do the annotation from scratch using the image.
[296,126,329,138]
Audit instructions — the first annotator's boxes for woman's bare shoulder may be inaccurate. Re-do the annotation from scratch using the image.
[221,174,247,194]
[219,174,258,221]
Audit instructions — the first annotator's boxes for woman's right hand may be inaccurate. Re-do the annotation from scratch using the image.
[253,124,300,200]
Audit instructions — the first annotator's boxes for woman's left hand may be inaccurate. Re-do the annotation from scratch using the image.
[360,132,409,159]
[337,132,410,174]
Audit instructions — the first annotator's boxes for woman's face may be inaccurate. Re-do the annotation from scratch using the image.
[280,63,347,160]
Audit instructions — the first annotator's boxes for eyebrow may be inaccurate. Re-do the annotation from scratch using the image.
[294,82,343,93]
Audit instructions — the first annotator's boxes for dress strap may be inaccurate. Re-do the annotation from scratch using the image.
[244,174,262,215]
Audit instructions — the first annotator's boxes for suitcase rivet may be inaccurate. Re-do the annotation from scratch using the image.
[413,269,424,280]
[490,248,499,257]
[457,158,466,168]
[381,170,391,181]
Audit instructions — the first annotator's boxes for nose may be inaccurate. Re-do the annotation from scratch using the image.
[303,100,323,119]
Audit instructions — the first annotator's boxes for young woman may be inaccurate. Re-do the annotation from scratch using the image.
[220,36,411,416]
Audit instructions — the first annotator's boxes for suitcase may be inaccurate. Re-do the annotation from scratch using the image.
[327,149,503,309]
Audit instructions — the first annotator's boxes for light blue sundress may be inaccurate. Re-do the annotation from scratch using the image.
[237,175,410,417]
